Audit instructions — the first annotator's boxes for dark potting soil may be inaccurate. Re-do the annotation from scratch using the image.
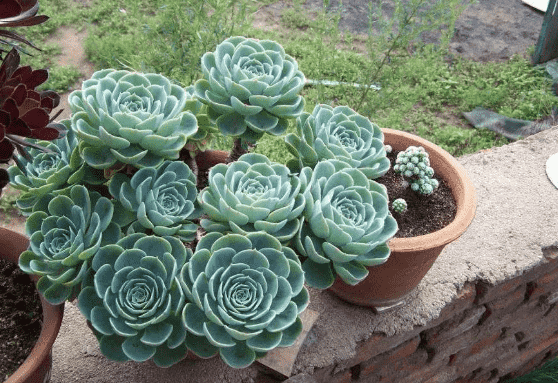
[0,257,42,380]
[378,150,457,238]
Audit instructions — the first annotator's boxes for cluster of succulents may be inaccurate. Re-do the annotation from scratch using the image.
[393,145,439,195]
[392,198,408,214]
[7,34,443,370]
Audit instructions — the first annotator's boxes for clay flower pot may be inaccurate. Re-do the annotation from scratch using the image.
[328,128,477,311]
[1,227,64,383]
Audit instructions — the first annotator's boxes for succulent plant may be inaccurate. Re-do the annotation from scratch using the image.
[285,104,390,178]
[68,69,198,169]
[296,160,398,289]
[0,0,49,55]
[194,36,305,143]
[8,120,104,215]
[393,145,439,195]
[0,48,65,163]
[109,160,201,241]
[180,232,308,368]
[198,153,305,243]
[392,198,407,213]
[78,234,190,367]
[18,185,121,304]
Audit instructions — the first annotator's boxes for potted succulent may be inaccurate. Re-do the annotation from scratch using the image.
[284,104,476,310]
[0,1,66,381]
[7,33,476,374]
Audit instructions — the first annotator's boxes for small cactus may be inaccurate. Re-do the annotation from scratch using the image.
[392,198,407,213]
[394,146,438,195]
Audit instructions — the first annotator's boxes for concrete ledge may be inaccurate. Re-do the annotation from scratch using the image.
[42,127,558,382]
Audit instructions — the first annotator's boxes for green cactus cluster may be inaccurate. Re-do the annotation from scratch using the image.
[393,146,439,195]
[392,198,407,213]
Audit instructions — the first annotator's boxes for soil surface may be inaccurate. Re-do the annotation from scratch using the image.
[0,258,42,380]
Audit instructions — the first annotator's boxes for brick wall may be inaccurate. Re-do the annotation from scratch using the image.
[292,246,558,383]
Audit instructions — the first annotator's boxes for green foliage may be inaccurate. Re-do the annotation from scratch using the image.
[199,153,305,243]
[180,231,309,368]
[296,160,398,289]
[78,233,191,367]
[194,36,305,143]
[109,161,201,241]
[68,69,198,169]
[285,104,390,178]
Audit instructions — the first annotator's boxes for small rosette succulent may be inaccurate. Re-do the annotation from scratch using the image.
[78,234,190,367]
[194,36,305,143]
[19,185,121,304]
[285,104,390,178]
[68,69,198,169]
[109,160,201,241]
[8,120,104,214]
[180,232,309,368]
[296,160,398,289]
[198,153,305,243]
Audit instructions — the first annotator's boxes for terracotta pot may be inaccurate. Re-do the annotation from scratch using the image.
[1,227,64,383]
[328,128,477,311]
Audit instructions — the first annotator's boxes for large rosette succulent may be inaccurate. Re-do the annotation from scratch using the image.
[68,69,198,169]
[109,160,201,241]
[19,185,121,304]
[198,153,305,244]
[285,104,390,178]
[296,160,398,289]
[8,120,104,214]
[78,234,190,367]
[180,232,308,368]
[194,36,305,143]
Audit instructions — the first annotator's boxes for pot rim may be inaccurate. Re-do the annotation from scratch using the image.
[0,227,64,383]
[381,128,477,252]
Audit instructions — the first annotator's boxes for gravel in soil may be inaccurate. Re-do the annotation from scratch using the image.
[0,258,42,380]
[378,150,457,238]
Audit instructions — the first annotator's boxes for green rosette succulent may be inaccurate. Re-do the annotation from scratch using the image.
[194,36,305,143]
[109,160,201,242]
[68,69,198,169]
[78,234,190,367]
[18,185,121,304]
[296,160,398,289]
[182,85,218,156]
[180,232,309,368]
[198,153,305,243]
[8,120,104,215]
[285,104,390,178]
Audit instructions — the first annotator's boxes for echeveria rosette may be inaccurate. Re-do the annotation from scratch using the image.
[78,234,191,367]
[285,104,390,178]
[296,160,398,289]
[8,120,104,214]
[198,153,305,244]
[68,69,198,169]
[18,185,121,304]
[194,36,305,143]
[180,232,309,368]
[109,160,201,242]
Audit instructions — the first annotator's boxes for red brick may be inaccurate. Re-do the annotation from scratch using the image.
[437,283,476,320]
[359,337,422,378]
[349,331,419,367]
[529,271,558,301]
[423,306,486,346]
[470,330,502,355]
[327,369,352,383]
[486,286,525,314]
[424,367,458,383]
[476,278,525,305]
